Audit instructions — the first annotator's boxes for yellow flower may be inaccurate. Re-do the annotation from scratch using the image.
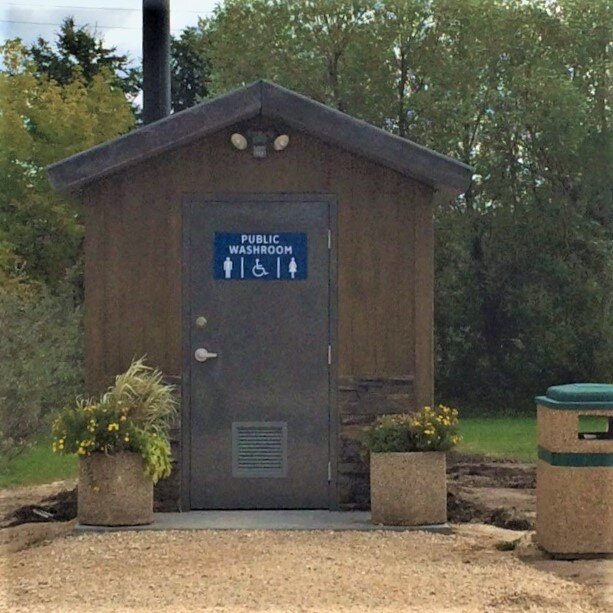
[124,436,130,442]
[120,415,127,421]
[107,423,119,432]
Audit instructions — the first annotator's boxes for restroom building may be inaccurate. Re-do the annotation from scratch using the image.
[48,81,472,510]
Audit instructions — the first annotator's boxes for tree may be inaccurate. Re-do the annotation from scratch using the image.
[425,0,613,405]
[207,0,383,117]
[29,17,140,101]
[171,20,212,112]
[0,39,135,287]
[193,0,612,406]
[0,281,83,464]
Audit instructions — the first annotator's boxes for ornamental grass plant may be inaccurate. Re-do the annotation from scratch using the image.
[52,358,177,482]
[365,405,461,453]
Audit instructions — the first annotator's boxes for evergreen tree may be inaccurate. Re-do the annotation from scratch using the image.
[171,20,212,112]
[29,17,140,100]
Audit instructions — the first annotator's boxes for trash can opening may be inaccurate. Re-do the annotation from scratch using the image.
[578,415,613,440]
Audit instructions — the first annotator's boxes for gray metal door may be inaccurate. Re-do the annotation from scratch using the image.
[186,196,332,509]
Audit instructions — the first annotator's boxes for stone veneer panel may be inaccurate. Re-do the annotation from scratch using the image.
[337,376,415,510]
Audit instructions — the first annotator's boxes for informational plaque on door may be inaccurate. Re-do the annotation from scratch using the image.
[213,233,308,280]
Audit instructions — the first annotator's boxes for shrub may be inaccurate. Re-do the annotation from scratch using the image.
[0,282,83,466]
[365,405,461,453]
[52,358,178,482]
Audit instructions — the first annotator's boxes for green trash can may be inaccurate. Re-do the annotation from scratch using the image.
[535,383,613,558]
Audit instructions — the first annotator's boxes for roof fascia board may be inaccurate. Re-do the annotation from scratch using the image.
[47,82,263,194]
[260,81,472,195]
[47,80,473,196]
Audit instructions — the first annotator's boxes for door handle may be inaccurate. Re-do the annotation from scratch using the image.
[194,347,218,362]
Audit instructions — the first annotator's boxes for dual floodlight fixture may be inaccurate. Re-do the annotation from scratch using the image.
[230,130,290,159]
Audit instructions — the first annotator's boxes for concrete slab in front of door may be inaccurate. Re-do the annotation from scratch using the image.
[75,511,452,534]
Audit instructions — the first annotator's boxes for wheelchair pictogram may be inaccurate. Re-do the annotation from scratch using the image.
[251,258,269,278]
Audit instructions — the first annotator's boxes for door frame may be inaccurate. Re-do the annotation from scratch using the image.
[180,193,338,511]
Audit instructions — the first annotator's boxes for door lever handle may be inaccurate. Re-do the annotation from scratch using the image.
[194,347,218,362]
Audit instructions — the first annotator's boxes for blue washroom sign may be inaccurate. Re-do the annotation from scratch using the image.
[214,233,307,280]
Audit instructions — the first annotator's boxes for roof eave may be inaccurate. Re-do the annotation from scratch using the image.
[46,79,473,197]
[260,81,472,196]
[47,81,263,194]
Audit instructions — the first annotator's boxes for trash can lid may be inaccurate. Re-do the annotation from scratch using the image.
[536,383,613,409]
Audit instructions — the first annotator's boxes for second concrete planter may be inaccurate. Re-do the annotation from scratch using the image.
[370,451,447,526]
[78,452,153,526]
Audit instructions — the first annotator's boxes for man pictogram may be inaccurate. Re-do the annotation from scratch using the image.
[223,257,233,279]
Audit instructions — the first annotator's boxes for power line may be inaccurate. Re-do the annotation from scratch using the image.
[4,3,210,13]
[1,19,135,30]
[0,19,183,32]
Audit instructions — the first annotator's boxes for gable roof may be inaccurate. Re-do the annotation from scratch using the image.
[47,80,472,196]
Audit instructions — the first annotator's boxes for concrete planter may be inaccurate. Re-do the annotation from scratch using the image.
[78,452,153,526]
[370,451,447,526]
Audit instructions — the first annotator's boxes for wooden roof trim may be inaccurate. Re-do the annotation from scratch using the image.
[47,82,262,193]
[260,82,472,195]
[47,80,473,196]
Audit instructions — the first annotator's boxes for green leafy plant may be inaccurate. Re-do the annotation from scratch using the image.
[0,280,83,469]
[365,405,461,453]
[52,358,177,482]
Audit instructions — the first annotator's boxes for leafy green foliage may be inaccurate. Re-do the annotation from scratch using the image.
[365,406,461,453]
[0,0,608,426]
[200,0,612,407]
[0,39,134,287]
[171,21,212,112]
[364,414,414,453]
[52,359,177,483]
[0,282,83,467]
[30,17,140,99]
[101,358,178,443]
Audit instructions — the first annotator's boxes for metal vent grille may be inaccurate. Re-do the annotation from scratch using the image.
[232,421,288,478]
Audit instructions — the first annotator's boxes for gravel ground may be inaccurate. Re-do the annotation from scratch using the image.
[1,525,610,612]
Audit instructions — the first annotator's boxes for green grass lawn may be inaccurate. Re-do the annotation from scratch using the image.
[4,414,597,487]
[457,416,537,462]
[0,440,77,488]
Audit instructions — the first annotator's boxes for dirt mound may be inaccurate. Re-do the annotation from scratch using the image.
[0,479,76,529]
[447,486,534,529]
[447,452,536,488]
[6,487,77,527]
[446,455,535,529]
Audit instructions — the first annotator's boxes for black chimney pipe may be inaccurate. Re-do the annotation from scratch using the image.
[142,0,171,124]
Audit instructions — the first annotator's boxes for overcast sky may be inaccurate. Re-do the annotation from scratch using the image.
[1,1,218,63]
